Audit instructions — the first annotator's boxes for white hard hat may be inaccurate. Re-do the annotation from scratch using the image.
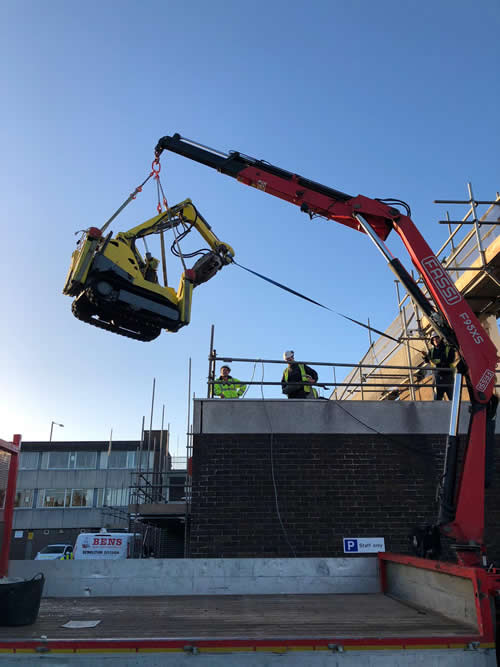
[283,350,294,360]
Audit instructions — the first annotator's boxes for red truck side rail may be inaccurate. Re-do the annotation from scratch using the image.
[379,552,499,645]
[0,434,21,578]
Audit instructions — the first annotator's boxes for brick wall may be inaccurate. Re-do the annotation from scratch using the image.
[189,433,500,562]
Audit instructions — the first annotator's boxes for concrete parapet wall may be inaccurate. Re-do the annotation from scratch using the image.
[8,556,379,598]
[194,399,495,435]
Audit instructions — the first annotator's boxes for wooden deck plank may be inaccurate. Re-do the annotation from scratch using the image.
[0,594,476,640]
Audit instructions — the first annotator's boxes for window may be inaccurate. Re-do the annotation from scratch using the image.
[108,451,128,469]
[138,450,154,469]
[38,489,68,508]
[69,489,93,507]
[42,451,97,469]
[37,489,94,508]
[74,451,97,469]
[97,487,129,507]
[168,476,186,501]
[39,545,66,555]
[101,450,146,470]
[15,490,34,508]
[44,451,70,469]
[19,452,39,470]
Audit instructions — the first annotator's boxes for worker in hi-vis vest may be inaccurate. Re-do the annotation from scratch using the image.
[214,365,247,398]
[423,334,456,401]
[281,350,319,399]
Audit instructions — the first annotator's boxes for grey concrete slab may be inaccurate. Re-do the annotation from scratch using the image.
[194,399,492,435]
[8,557,379,597]
[13,507,108,531]
[16,471,37,487]
[11,511,34,529]
[45,512,64,529]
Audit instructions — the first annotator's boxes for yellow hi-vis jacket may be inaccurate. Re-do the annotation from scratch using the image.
[214,376,246,399]
[283,364,318,398]
[428,344,455,369]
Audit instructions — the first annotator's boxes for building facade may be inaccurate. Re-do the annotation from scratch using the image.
[8,435,187,560]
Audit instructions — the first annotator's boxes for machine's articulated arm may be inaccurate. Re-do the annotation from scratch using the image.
[156,132,499,565]
[118,199,233,255]
[116,198,234,287]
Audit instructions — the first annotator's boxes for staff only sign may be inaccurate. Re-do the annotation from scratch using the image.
[343,537,385,554]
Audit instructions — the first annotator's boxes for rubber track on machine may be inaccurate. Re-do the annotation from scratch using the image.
[71,290,162,342]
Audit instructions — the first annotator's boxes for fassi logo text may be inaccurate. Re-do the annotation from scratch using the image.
[476,369,495,393]
[421,256,462,306]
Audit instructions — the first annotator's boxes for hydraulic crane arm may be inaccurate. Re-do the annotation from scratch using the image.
[156,133,499,566]
[156,134,497,402]
[156,134,393,241]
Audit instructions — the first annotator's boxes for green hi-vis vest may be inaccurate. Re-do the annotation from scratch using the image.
[429,345,453,367]
[283,364,318,397]
[60,552,74,560]
[214,377,246,399]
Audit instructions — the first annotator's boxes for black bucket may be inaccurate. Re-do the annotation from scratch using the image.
[0,573,45,626]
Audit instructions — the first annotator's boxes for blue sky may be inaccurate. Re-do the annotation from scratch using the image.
[1,0,499,453]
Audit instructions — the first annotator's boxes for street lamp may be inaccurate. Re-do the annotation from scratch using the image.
[49,421,64,442]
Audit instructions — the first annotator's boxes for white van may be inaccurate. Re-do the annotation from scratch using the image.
[73,532,137,560]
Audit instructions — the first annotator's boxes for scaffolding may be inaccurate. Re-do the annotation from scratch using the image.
[205,353,458,399]
[336,185,500,401]
[126,423,190,558]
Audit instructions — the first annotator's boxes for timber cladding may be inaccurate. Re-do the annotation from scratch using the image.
[189,433,500,561]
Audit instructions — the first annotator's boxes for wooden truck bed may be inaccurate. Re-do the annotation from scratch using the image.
[0,555,495,664]
[0,592,475,641]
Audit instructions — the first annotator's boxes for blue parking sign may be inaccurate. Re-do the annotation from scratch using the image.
[343,537,385,553]
[344,538,358,553]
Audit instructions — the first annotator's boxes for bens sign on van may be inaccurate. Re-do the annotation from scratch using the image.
[74,533,134,560]
[84,536,123,557]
